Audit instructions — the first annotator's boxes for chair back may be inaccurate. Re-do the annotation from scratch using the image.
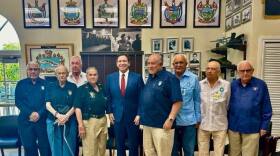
[0,115,19,137]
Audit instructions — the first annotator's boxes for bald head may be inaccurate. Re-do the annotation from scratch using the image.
[206,61,221,82]
[147,54,163,75]
[237,60,254,84]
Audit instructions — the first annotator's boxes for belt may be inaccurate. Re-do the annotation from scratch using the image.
[91,114,105,119]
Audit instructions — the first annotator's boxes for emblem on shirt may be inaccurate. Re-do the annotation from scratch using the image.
[158,81,163,86]
[68,90,72,96]
[219,87,224,92]
[253,87,258,91]
[41,86,45,90]
[89,92,95,98]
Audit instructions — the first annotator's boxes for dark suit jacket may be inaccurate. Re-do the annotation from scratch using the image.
[106,71,144,122]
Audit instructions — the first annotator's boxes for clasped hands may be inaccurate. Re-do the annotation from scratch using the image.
[54,113,69,125]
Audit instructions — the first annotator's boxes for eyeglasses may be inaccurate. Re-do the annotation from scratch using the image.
[239,69,252,73]
[28,68,39,71]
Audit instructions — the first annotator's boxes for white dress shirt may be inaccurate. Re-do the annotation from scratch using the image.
[119,70,129,89]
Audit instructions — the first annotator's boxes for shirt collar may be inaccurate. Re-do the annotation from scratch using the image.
[119,70,129,76]
[69,72,83,78]
[237,77,255,86]
[202,77,223,86]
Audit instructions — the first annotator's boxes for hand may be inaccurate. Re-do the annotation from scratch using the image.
[134,115,140,125]
[260,129,267,137]
[196,122,200,129]
[78,125,86,139]
[163,118,173,130]
[29,112,40,122]
[56,113,69,125]
[109,113,115,124]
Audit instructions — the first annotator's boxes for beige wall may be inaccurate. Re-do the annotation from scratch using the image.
[0,0,224,71]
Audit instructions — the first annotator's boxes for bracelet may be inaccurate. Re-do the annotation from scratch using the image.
[54,111,58,117]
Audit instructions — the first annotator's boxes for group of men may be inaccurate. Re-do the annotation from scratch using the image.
[15,53,272,156]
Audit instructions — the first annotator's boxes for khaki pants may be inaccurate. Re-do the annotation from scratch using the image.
[82,116,108,156]
[198,129,227,156]
[228,130,260,156]
[143,125,174,156]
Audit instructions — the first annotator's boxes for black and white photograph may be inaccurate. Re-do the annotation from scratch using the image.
[226,1,233,17]
[243,0,251,6]
[163,53,171,67]
[182,37,194,52]
[232,0,242,11]
[82,28,141,52]
[242,5,252,24]
[151,38,163,53]
[167,38,179,53]
[189,52,200,65]
[189,66,200,77]
[225,17,233,31]
[232,12,242,27]
[144,54,151,66]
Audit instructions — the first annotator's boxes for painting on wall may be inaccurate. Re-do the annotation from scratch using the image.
[241,5,251,24]
[193,0,221,28]
[160,0,187,28]
[57,0,86,28]
[25,44,74,75]
[22,0,52,28]
[93,0,119,27]
[151,38,163,53]
[126,0,153,28]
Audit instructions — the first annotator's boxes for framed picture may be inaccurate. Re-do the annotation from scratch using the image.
[225,17,233,31]
[93,0,119,28]
[232,0,242,11]
[189,66,200,77]
[167,38,179,53]
[160,0,187,28]
[57,0,86,28]
[242,5,252,24]
[225,1,233,17]
[144,54,151,66]
[243,0,251,6]
[193,0,221,28]
[182,37,194,52]
[126,0,153,28]
[22,0,51,28]
[163,53,171,67]
[189,52,200,65]
[25,44,74,75]
[232,12,241,27]
[151,38,163,53]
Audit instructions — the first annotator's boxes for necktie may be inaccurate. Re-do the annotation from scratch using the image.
[121,73,125,96]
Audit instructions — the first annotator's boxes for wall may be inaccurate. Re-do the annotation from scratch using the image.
[0,0,225,73]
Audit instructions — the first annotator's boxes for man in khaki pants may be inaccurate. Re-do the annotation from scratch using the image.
[198,61,231,156]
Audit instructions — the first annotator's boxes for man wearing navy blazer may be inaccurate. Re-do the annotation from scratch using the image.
[106,54,144,156]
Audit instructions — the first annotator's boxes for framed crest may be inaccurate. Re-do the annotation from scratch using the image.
[193,0,221,28]
[57,0,86,28]
[166,38,179,53]
[151,38,164,53]
[22,0,51,28]
[126,0,153,28]
[160,0,187,28]
[182,37,194,52]
[93,0,119,28]
[25,44,74,75]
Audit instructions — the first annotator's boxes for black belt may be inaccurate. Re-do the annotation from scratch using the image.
[91,114,105,119]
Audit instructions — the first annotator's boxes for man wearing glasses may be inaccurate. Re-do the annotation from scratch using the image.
[15,61,51,156]
[228,60,272,156]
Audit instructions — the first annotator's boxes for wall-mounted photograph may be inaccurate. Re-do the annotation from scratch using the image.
[232,0,242,11]
[151,38,163,53]
[241,5,251,24]
[243,0,251,6]
[126,0,153,28]
[225,1,233,17]
[167,38,179,53]
[163,53,171,67]
[57,0,86,28]
[193,0,221,28]
[92,0,119,28]
[232,12,241,27]
[160,0,187,28]
[189,52,200,65]
[22,0,51,28]
[25,44,74,75]
[182,37,194,52]
[225,17,233,31]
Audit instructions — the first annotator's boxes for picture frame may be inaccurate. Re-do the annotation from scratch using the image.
[189,52,200,65]
[93,0,119,28]
[25,44,74,75]
[151,38,163,53]
[241,5,252,24]
[144,54,151,67]
[232,12,242,27]
[182,37,194,52]
[232,0,242,12]
[22,0,51,28]
[126,0,153,28]
[225,1,233,17]
[225,16,233,31]
[57,0,86,28]
[193,0,221,28]
[243,0,251,7]
[163,53,171,67]
[166,38,179,53]
[160,0,187,28]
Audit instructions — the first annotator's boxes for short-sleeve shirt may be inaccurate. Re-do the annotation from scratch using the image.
[74,83,107,120]
[140,69,182,128]
[45,81,77,120]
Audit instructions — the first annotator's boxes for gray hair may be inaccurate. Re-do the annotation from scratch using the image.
[237,60,254,71]
[55,64,69,74]
[208,60,221,72]
[86,66,98,75]
[27,61,39,69]
[70,55,82,65]
[173,54,188,64]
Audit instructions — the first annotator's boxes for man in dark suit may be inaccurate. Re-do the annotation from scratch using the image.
[106,54,144,156]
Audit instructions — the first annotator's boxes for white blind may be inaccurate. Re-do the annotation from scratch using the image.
[263,41,280,151]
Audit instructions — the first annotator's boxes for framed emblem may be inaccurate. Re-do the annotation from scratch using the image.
[160,0,187,28]
[193,0,221,28]
[126,0,153,28]
[93,0,119,28]
[22,0,51,28]
[57,0,86,28]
